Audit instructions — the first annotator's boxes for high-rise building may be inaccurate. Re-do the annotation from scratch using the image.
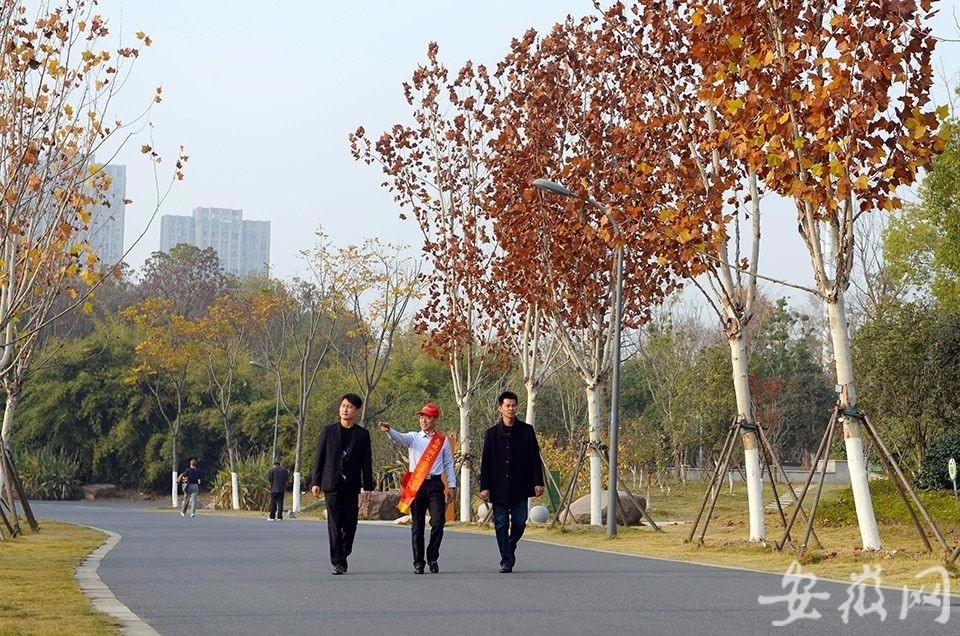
[159,206,271,277]
[159,214,193,252]
[80,164,126,267]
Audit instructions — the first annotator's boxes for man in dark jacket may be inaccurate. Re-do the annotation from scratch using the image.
[267,460,290,521]
[310,393,374,575]
[479,391,544,573]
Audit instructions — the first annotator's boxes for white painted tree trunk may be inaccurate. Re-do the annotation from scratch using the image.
[292,472,302,513]
[728,335,764,542]
[743,435,764,541]
[231,472,240,510]
[0,396,12,500]
[585,385,602,526]
[458,393,472,522]
[524,384,537,510]
[827,294,881,550]
[524,383,537,428]
[171,470,179,508]
[0,394,14,444]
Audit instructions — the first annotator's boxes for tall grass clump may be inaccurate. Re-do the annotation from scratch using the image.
[210,452,273,510]
[15,447,81,500]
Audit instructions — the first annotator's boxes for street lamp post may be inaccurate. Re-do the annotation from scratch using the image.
[249,360,281,465]
[532,178,623,538]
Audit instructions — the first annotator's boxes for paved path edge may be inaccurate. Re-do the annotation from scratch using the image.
[75,525,160,636]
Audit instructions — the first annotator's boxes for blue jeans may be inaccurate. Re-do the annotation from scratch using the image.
[181,484,199,516]
[492,499,528,569]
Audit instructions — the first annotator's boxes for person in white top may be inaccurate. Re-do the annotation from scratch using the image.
[379,403,457,574]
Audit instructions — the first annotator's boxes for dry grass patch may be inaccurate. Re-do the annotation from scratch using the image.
[458,479,960,592]
[0,521,117,636]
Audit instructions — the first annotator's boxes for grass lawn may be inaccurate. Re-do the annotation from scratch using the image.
[0,520,117,636]
[472,478,960,592]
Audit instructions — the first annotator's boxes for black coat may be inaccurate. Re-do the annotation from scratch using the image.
[309,423,374,494]
[479,419,544,504]
[267,465,290,494]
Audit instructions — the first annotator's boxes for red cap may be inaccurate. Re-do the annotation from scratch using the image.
[417,403,441,418]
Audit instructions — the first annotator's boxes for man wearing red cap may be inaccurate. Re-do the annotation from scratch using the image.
[379,402,456,574]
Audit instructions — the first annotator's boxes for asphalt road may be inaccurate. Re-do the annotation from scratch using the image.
[31,501,957,635]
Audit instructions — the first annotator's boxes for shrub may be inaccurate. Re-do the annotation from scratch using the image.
[914,427,960,490]
[210,453,272,511]
[14,447,81,500]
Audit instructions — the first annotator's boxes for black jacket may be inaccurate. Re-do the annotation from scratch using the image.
[267,465,290,494]
[479,418,544,504]
[309,423,374,494]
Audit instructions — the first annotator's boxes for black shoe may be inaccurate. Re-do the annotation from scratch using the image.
[332,565,346,575]
[342,562,348,573]
[414,565,424,575]
[498,566,513,574]
[428,562,439,573]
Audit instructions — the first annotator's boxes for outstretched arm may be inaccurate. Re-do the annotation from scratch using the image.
[379,422,414,447]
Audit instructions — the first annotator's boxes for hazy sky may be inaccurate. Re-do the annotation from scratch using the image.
[93,1,960,301]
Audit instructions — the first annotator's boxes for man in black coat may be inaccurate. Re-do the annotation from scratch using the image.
[266,460,289,521]
[479,390,544,573]
[310,393,374,575]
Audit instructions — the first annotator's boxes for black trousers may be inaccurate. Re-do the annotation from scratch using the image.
[324,490,360,567]
[410,478,446,567]
[268,492,284,519]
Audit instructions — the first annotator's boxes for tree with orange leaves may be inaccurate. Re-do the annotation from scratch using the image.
[593,0,774,542]
[122,298,200,508]
[677,0,945,550]
[593,0,943,548]
[351,43,507,521]
[488,16,692,525]
[0,0,185,454]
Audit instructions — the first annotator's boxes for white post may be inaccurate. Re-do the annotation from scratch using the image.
[171,470,179,508]
[230,472,240,510]
[292,472,302,513]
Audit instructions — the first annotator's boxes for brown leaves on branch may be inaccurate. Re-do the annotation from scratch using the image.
[352,0,942,357]
[488,14,700,339]
[681,0,942,217]
[352,42,503,364]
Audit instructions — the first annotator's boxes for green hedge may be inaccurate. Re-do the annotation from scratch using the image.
[914,428,960,490]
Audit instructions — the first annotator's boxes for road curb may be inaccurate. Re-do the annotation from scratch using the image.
[76,525,160,635]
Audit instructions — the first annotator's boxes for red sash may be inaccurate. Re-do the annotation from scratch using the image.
[397,432,446,514]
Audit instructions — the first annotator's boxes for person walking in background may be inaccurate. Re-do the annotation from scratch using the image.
[310,393,373,575]
[479,391,544,573]
[379,402,456,574]
[178,458,203,518]
[267,460,290,521]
